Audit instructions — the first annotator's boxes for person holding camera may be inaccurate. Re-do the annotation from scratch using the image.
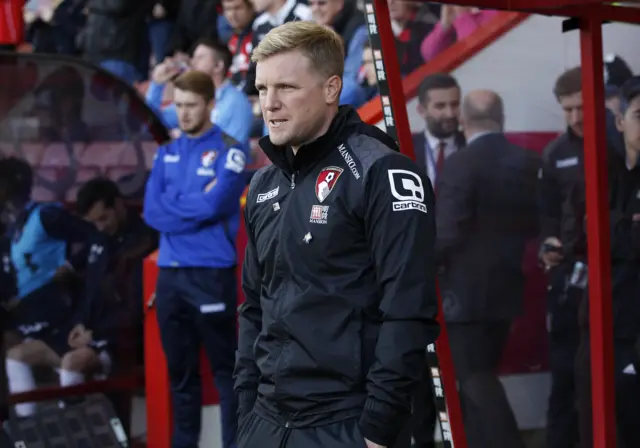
[537,67,587,448]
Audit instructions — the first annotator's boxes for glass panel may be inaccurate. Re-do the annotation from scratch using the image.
[370,10,638,446]
[0,52,167,444]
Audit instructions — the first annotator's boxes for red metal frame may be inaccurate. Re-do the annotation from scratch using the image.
[143,255,173,448]
[141,3,640,448]
[371,2,628,447]
[358,11,529,124]
[579,17,616,448]
[372,0,468,445]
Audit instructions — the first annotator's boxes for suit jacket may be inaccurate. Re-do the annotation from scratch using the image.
[412,131,466,178]
[435,133,541,322]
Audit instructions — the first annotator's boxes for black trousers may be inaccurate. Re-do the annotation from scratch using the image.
[547,336,579,448]
[238,412,412,448]
[448,320,525,448]
[409,365,437,448]
[239,414,367,448]
[155,267,238,448]
[546,274,581,448]
[575,331,640,448]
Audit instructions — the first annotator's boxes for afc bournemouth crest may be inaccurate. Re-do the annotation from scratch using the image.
[315,166,343,203]
[201,150,217,167]
[197,150,218,176]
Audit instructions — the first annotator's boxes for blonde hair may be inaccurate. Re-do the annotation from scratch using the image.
[251,21,345,79]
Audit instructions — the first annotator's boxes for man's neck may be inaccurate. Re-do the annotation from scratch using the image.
[626,147,638,170]
[266,0,287,16]
[212,74,224,89]
[291,109,338,155]
[186,122,213,139]
[116,207,128,234]
[465,128,494,144]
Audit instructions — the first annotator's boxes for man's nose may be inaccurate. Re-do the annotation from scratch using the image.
[264,90,281,111]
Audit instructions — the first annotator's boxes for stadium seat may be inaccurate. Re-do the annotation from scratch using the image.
[14,143,45,166]
[106,166,137,183]
[65,166,103,202]
[32,167,62,202]
[39,143,77,168]
[77,143,128,169]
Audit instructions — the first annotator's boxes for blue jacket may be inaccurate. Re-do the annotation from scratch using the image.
[145,80,254,146]
[9,202,96,299]
[143,125,247,268]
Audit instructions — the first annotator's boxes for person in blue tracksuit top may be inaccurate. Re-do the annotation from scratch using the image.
[143,70,247,448]
[0,157,98,418]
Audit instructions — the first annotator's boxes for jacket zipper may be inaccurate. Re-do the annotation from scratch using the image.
[273,172,297,415]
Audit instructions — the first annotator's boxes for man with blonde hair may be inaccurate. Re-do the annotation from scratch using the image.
[234,21,439,448]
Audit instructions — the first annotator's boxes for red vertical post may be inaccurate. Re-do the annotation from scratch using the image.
[372,0,415,161]
[143,255,173,448]
[372,0,467,446]
[579,16,616,448]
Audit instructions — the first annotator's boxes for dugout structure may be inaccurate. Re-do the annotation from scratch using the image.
[141,2,640,448]
[362,1,640,447]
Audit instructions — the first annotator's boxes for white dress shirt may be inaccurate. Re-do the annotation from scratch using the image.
[424,130,457,186]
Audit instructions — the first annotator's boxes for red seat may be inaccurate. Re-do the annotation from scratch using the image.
[32,166,62,202]
[14,143,45,166]
[141,141,158,169]
[106,165,137,182]
[77,142,129,170]
[39,143,78,168]
[65,166,103,202]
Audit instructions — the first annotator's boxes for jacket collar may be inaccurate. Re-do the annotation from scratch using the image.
[259,106,357,176]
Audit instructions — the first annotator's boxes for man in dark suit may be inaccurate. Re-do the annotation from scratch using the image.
[435,90,540,448]
[413,73,466,188]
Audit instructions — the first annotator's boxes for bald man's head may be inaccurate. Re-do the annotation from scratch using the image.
[461,90,504,134]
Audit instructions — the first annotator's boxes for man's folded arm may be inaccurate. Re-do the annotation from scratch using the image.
[359,154,440,447]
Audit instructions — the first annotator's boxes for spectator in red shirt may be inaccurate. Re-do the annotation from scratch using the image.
[223,0,256,89]
[387,0,431,76]
[0,0,25,50]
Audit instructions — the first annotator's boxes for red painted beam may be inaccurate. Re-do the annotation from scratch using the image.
[579,16,617,448]
[358,12,529,126]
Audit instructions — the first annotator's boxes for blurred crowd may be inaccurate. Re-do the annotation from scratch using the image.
[2,0,501,148]
[2,1,640,446]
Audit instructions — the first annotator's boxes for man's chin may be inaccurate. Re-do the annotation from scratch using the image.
[268,132,289,147]
[181,124,202,135]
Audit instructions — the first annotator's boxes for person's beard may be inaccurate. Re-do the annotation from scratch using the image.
[183,118,209,137]
[427,117,458,139]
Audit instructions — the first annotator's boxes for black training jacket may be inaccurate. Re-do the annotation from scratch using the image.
[538,129,584,241]
[562,148,640,341]
[234,107,440,446]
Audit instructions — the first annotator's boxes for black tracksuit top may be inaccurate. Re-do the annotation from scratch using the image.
[234,106,440,446]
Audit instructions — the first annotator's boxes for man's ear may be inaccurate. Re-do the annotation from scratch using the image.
[324,75,342,104]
